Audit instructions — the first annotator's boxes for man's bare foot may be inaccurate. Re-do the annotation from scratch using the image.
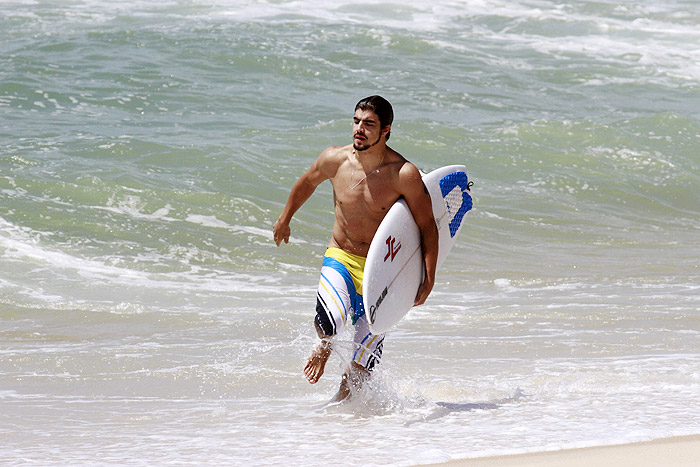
[330,362,370,402]
[304,340,331,384]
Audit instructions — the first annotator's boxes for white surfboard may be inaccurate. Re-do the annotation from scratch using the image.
[364,165,472,334]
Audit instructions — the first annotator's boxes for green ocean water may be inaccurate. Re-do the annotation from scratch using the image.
[1,1,699,465]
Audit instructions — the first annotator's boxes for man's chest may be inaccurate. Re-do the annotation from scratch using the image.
[333,174,398,217]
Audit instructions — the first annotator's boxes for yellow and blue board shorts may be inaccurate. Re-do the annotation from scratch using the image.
[315,248,384,370]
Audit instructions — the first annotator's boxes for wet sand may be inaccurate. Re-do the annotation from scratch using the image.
[429,435,700,467]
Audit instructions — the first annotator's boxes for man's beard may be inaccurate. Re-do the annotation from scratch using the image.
[353,133,382,152]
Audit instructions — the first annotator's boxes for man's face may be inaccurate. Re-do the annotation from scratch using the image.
[353,108,388,152]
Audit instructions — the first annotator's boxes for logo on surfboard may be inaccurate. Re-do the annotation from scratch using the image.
[384,235,401,262]
[439,171,473,238]
[369,286,388,324]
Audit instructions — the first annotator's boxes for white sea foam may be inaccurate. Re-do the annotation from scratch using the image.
[185,213,229,228]
[94,197,174,220]
[0,216,287,312]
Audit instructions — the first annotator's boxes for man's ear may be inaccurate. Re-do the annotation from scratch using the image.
[382,124,391,139]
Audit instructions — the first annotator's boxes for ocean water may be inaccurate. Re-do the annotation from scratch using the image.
[1,0,699,465]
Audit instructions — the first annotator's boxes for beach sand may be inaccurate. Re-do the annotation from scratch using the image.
[429,435,700,467]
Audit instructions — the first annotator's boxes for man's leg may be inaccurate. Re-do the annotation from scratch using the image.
[304,322,332,384]
[331,361,370,402]
[329,312,384,401]
[307,254,354,385]
[304,341,331,384]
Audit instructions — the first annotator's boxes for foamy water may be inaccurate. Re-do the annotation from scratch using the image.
[1,0,699,465]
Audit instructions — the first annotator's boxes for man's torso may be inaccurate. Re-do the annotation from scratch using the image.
[327,145,408,257]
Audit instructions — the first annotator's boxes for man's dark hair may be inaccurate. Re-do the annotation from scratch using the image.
[355,95,394,141]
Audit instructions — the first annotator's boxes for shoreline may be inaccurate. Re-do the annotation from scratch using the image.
[426,434,700,467]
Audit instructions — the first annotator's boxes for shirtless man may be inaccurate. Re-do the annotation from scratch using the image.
[273,96,438,401]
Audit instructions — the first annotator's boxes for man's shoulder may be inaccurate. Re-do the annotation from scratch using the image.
[315,145,351,179]
[393,158,425,195]
[320,144,352,161]
[395,157,421,181]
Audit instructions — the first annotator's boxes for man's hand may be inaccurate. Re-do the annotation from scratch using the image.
[273,219,290,246]
[414,274,434,306]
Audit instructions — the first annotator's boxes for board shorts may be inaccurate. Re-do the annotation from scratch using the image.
[314,247,384,371]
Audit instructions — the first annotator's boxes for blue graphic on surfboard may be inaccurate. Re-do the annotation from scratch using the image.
[364,165,472,334]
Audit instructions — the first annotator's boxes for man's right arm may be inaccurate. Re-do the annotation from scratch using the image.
[273,150,334,246]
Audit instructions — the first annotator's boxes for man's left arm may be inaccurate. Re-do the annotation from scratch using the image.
[400,164,439,306]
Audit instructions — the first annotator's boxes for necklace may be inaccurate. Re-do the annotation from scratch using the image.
[350,149,385,190]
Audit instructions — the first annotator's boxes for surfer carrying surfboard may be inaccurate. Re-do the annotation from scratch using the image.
[273,96,439,401]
